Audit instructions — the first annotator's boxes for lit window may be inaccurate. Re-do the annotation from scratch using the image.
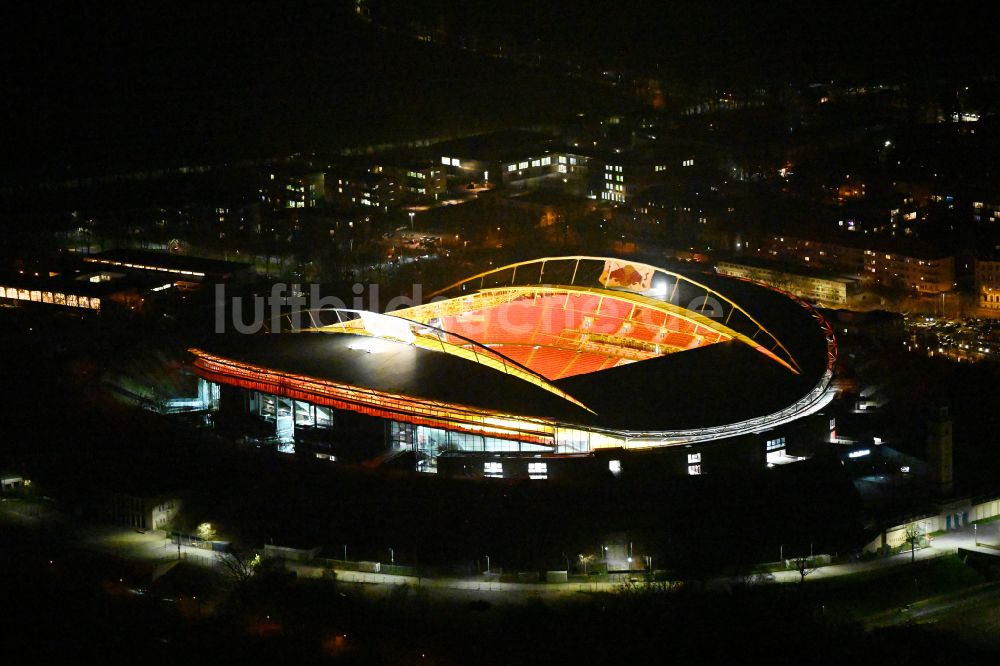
[687,452,701,464]
[484,461,503,478]
[528,462,548,479]
[766,437,785,451]
[688,465,701,475]
[608,460,622,476]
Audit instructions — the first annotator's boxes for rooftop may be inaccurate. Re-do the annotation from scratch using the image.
[427,130,557,163]
[84,249,254,279]
[716,256,858,284]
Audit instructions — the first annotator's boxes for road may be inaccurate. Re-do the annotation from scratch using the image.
[0,498,222,567]
[73,523,222,566]
[769,546,947,584]
[6,496,1000,602]
[766,520,1000,584]
[865,581,1000,629]
[928,519,1000,552]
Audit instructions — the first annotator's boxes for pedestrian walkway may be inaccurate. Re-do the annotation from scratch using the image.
[770,546,949,583]
[7,501,988,596]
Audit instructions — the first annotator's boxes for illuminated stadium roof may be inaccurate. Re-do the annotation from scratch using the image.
[191,257,836,449]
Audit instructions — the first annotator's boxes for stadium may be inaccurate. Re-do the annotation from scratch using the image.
[189,257,837,478]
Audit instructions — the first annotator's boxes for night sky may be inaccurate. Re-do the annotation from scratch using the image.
[2,1,996,183]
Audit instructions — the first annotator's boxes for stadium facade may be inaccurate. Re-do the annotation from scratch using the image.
[189,257,837,478]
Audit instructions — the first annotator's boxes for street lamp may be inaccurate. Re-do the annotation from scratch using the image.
[408,212,415,229]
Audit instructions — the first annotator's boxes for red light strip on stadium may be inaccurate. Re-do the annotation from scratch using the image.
[189,349,557,446]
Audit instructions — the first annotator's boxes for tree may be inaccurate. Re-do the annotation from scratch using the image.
[619,578,678,597]
[792,555,817,584]
[735,568,775,590]
[196,522,217,542]
[578,553,596,576]
[219,550,261,587]
[904,524,924,563]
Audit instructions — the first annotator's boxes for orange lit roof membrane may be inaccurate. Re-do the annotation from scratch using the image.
[419,256,802,375]
[428,291,730,379]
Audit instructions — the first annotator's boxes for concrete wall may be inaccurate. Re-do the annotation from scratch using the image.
[264,544,322,562]
[863,495,1000,552]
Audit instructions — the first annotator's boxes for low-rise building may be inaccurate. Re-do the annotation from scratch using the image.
[750,235,954,294]
[715,258,855,306]
[0,269,158,313]
[261,168,326,210]
[975,257,1000,311]
[430,130,592,196]
[973,199,1000,225]
[330,169,400,210]
[82,249,255,291]
[91,488,183,531]
[1,472,27,494]
[500,151,591,194]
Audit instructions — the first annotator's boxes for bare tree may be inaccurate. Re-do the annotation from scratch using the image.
[578,553,596,576]
[218,550,261,586]
[792,555,817,584]
[904,524,924,563]
[619,578,680,597]
[738,570,775,589]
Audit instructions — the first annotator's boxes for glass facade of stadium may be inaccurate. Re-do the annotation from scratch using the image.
[191,371,641,470]
[189,374,836,479]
